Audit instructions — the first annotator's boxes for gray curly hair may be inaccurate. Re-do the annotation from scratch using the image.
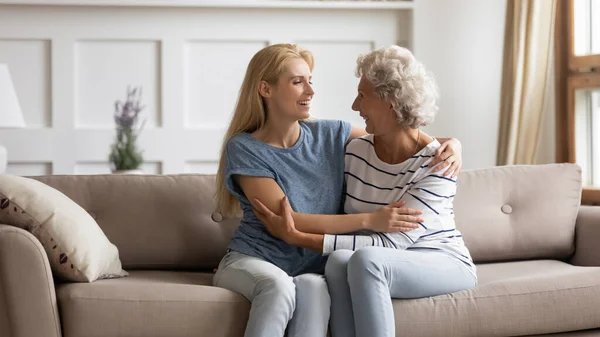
[355,46,439,128]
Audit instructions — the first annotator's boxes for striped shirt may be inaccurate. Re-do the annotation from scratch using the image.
[323,134,476,274]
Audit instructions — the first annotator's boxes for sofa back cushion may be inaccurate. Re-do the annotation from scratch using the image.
[31,163,582,270]
[453,163,582,263]
[33,174,240,271]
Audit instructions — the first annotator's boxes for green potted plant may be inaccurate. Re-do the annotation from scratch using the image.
[109,86,146,174]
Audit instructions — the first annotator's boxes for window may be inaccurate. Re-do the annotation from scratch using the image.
[573,0,600,56]
[556,0,600,205]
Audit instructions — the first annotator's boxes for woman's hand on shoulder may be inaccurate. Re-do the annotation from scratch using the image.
[430,138,462,178]
[365,201,423,232]
[251,196,299,244]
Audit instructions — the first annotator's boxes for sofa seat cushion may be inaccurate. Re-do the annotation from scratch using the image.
[522,330,600,336]
[56,270,249,337]
[392,260,600,337]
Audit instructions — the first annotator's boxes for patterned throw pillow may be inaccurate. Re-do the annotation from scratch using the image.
[0,174,128,282]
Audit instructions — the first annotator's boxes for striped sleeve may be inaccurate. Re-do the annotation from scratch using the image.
[322,232,413,255]
[401,165,458,241]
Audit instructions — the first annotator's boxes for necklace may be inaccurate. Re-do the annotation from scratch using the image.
[413,129,421,154]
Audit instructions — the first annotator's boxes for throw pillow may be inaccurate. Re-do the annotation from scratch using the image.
[0,174,128,282]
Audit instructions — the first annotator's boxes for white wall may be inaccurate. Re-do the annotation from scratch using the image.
[413,0,507,169]
[0,2,411,176]
[1,0,510,174]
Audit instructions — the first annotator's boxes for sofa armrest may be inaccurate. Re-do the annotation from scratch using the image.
[0,224,62,337]
[571,205,600,266]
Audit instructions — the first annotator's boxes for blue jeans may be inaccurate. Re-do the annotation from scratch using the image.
[213,251,330,337]
[325,247,477,337]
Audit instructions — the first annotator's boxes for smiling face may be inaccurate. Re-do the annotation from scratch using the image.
[351,75,397,135]
[261,57,314,121]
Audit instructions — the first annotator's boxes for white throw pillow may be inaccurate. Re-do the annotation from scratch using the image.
[0,174,128,282]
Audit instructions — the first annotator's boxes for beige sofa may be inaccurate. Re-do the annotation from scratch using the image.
[1,163,599,337]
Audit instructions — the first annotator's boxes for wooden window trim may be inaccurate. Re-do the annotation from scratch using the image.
[556,0,600,206]
[570,55,600,71]
[555,0,570,164]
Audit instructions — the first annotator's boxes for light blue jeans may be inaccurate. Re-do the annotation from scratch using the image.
[325,247,477,337]
[212,250,330,337]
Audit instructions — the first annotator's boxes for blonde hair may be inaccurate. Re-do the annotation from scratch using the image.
[215,43,314,217]
[356,45,439,128]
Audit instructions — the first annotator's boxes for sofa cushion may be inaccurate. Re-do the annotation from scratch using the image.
[522,330,600,336]
[56,270,249,337]
[391,260,600,337]
[0,174,127,282]
[454,163,582,263]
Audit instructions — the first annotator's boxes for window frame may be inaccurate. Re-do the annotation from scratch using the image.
[555,0,600,205]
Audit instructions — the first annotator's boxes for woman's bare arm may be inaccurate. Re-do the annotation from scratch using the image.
[348,125,368,142]
[235,175,421,235]
[236,175,370,234]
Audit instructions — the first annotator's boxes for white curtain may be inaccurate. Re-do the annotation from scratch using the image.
[497,0,556,165]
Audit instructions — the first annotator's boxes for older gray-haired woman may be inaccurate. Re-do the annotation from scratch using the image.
[251,45,477,337]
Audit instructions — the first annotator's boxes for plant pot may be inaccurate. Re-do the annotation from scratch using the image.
[111,169,143,175]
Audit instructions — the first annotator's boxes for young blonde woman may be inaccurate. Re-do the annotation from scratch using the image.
[213,44,463,337]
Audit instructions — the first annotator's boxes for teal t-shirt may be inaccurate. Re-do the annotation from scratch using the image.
[224,119,352,276]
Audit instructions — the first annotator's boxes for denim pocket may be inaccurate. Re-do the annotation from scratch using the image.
[214,251,247,286]
[219,250,244,270]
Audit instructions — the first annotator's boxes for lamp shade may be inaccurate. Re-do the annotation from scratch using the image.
[0,64,25,128]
